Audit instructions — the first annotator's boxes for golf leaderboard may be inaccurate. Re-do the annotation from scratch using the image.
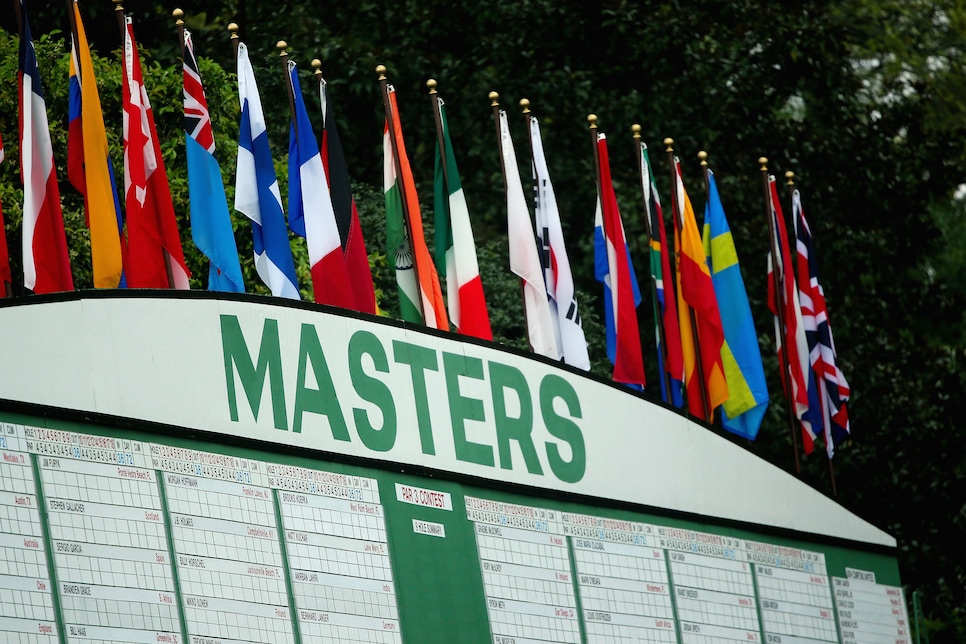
[0,293,907,643]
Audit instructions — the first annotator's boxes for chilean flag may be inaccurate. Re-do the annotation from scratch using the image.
[18,2,74,294]
[286,61,355,309]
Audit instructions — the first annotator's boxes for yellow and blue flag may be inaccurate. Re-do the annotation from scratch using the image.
[703,170,768,439]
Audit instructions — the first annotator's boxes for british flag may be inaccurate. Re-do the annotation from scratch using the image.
[793,189,851,457]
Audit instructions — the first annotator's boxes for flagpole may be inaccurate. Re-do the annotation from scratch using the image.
[66,0,81,72]
[664,138,712,423]
[427,79,449,191]
[761,157,803,473]
[521,99,539,216]
[633,125,673,401]
[489,92,508,194]
[490,91,533,350]
[227,22,240,58]
[785,170,836,493]
[112,0,125,43]
[277,41,298,142]
[377,64,426,323]
[173,8,185,59]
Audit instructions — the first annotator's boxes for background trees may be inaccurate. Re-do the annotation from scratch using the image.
[1,0,964,639]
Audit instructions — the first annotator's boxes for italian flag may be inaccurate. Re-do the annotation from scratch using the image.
[433,97,492,340]
[383,87,448,329]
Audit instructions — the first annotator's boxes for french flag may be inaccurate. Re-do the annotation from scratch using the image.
[18,2,73,294]
[286,60,354,309]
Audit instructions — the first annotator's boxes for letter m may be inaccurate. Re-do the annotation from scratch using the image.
[221,315,288,430]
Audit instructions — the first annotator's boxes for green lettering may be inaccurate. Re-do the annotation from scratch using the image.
[348,331,396,452]
[540,374,586,483]
[489,362,542,474]
[443,352,493,467]
[392,341,439,455]
[293,323,350,440]
[220,315,287,431]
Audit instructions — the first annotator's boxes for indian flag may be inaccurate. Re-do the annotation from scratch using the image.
[383,86,448,329]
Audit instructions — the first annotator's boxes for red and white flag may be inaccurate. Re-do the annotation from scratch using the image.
[0,131,11,295]
[122,15,190,289]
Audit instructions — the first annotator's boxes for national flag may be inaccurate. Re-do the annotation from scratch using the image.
[182,28,244,293]
[18,3,74,294]
[319,74,376,314]
[498,110,557,359]
[433,96,492,340]
[383,86,448,329]
[793,189,851,457]
[766,177,817,452]
[234,42,300,299]
[529,115,588,369]
[0,132,11,296]
[122,16,190,289]
[703,170,768,439]
[594,132,644,386]
[287,60,355,309]
[673,159,727,416]
[638,141,683,406]
[67,0,124,289]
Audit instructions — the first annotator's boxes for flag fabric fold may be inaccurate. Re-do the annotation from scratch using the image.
[673,159,727,416]
[287,60,355,309]
[67,0,124,289]
[183,29,244,293]
[234,42,300,299]
[639,142,683,406]
[767,177,817,453]
[383,86,448,329]
[703,170,768,439]
[793,189,851,457]
[319,76,376,314]
[433,96,492,340]
[498,110,557,359]
[594,132,644,387]
[18,2,74,294]
[529,115,588,369]
[0,132,11,295]
[122,16,190,289]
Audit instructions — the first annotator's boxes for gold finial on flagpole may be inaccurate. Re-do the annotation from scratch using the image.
[276,40,288,61]
[489,91,500,107]
[427,78,437,95]
[759,156,769,172]
[698,150,708,169]
[311,58,322,78]
[227,22,239,40]
[173,8,184,26]
[664,137,674,152]
[113,0,124,14]
[785,170,795,187]
[520,98,530,114]
[631,123,642,141]
[587,114,598,131]
[376,64,387,81]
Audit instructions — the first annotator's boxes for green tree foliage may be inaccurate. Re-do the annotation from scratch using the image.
[2,0,966,638]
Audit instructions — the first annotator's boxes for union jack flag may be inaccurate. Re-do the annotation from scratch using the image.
[182,32,214,153]
[793,189,851,457]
